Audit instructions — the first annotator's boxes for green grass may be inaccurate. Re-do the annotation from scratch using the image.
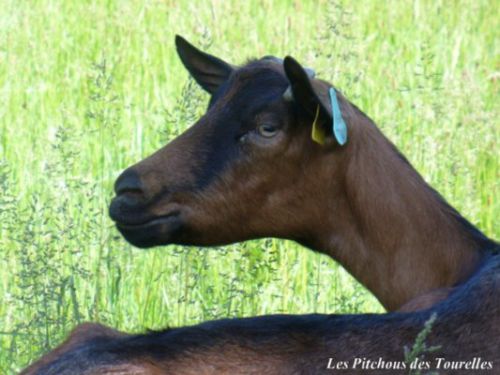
[0,0,498,372]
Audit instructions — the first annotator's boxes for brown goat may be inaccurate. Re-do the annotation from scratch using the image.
[22,36,499,374]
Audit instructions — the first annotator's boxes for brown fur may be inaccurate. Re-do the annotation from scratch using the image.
[21,323,126,375]
[397,288,454,312]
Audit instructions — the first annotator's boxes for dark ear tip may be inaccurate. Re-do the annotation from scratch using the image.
[283,56,298,67]
[283,56,294,75]
[175,35,187,49]
[283,56,307,81]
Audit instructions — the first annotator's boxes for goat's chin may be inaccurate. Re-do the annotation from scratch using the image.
[115,214,183,248]
[115,214,261,248]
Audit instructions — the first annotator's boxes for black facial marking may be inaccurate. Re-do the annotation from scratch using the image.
[194,62,289,190]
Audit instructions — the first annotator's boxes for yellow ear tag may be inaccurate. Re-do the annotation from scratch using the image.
[311,105,326,145]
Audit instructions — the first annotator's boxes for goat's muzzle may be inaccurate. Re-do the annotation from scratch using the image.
[109,169,183,248]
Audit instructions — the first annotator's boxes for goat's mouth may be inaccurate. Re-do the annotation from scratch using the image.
[114,212,178,230]
[110,200,183,248]
[114,213,183,248]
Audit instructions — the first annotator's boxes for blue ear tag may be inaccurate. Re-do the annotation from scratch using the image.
[329,88,348,146]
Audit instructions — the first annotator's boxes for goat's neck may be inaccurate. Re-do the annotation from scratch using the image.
[307,111,490,311]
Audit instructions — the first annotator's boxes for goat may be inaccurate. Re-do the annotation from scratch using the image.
[22,36,499,374]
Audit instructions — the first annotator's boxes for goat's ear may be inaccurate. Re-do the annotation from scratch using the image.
[283,56,347,145]
[175,35,234,94]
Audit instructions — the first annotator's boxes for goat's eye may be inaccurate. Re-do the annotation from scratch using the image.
[257,123,279,138]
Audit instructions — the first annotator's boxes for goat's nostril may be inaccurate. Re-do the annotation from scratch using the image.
[114,169,144,196]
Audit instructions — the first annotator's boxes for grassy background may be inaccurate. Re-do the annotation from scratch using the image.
[0,0,498,372]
